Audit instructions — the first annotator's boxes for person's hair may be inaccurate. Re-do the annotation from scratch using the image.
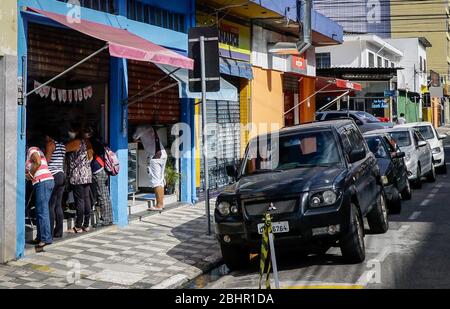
[44,125,61,141]
[69,122,83,139]
[27,132,46,150]
[400,113,405,117]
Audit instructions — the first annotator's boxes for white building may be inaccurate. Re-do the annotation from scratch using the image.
[385,37,431,95]
[315,34,403,69]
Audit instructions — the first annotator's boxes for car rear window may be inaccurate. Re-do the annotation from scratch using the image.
[389,131,412,147]
[415,125,435,140]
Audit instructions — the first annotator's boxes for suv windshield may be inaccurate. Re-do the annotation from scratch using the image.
[389,131,412,147]
[241,130,343,176]
[356,111,381,123]
[365,136,389,159]
[415,125,435,140]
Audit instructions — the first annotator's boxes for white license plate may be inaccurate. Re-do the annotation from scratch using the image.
[257,221,289,234]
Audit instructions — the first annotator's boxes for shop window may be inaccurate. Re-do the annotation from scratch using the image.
[316,53,331,69]
[127,1,186,33]
[59,0,116,14]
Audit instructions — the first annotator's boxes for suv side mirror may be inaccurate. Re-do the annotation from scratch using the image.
[392,151,405,159]
[349,148,366,163]
[438,134,447,140]
[418,141,427,148]
[355,119,363,125]
[226,165,238,179]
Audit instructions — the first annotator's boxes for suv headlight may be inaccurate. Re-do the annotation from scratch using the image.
[309,190,338,208]
[217,202,231,216]
[432,147,441,154]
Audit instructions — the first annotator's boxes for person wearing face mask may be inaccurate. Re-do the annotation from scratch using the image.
[65,123,94,233]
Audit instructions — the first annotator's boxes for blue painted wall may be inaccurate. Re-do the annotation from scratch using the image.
[15,0,197,258]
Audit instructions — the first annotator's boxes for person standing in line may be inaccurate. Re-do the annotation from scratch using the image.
[398,113,407,125]
[133,125,167,212]
[26,133,55,252]
[66,123,93,233]
[85,127,113,226]
[45,129,66,238]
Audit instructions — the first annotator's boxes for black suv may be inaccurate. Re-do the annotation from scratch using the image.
[216,119,388,270]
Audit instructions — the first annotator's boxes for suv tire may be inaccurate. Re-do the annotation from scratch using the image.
[388,187,402,214]
[401,179,412,200]
[220,243,249,271]
[340,204,365,264]
[412,164,422,189]
[426,163,436,182]
[367,190,389,233]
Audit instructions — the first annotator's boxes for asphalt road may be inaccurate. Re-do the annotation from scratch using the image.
[191,138,450,289]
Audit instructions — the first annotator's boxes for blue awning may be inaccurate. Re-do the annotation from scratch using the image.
[156,64,238,102]
[220,57,254,80]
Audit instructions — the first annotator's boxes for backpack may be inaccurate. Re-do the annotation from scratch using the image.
[103,146,120,176]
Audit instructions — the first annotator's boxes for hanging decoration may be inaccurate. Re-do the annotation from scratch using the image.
[33,81,93,103]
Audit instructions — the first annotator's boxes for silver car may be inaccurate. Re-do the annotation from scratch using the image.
[371,127,436,188]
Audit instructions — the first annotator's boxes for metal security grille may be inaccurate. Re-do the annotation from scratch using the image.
[243,199,298,217]
[127,60,180,125]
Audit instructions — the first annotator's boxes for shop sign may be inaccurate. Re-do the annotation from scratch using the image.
[218,20,250,62]
[371,99,389,109]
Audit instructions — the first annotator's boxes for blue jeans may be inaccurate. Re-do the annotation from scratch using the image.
[34,179,55,244]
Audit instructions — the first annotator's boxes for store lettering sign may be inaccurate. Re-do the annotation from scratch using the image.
[372,99,389,109]
[292,55,307,71]
[219,24,239,48]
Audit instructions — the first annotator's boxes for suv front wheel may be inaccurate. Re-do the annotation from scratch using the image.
[220,243,250,271]
[340,204,366,264]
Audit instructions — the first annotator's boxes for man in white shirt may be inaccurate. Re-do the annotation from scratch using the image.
[397,113,407,125]
[133,125,167,211]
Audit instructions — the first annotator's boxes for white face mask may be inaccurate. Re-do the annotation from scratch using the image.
[68,132,76,139]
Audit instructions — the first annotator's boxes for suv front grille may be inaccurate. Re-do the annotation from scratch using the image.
[243,199,298,217]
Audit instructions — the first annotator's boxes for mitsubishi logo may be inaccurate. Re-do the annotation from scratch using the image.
[268,202,277,211]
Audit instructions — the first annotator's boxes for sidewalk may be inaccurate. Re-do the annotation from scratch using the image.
[0,202,222,289]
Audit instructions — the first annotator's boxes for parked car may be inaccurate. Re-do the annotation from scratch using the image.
[377,127,435,188]
[397,122,447,174]
[316,110,394,133]
[216,119,388,270]
[364,132,412,214]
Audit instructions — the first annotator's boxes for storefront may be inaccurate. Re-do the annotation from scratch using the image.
[193,17,253,197]
[16,1,195,259]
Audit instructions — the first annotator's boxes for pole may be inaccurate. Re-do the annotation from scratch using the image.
[268,233,280,289]
[200,36,211,235]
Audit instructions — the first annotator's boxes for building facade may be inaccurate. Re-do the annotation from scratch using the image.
[0,0,18,264]
[313,0,392,38]
[13,0,198,261]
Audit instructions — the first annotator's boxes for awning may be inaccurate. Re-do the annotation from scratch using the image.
[219,57,253,80]
[284,76,362,115]
[156,64,238,102]
[26,7,193,70]
[316,76,362,92]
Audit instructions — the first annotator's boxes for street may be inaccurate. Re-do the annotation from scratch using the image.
[188,138,450,289]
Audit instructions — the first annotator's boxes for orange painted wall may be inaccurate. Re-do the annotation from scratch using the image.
[299,76,316,123]
[250,67,284,137]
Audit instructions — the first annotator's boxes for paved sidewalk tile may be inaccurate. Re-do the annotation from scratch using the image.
[0,203,220,289]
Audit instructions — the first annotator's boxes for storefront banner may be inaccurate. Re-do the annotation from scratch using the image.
[33,81,93,103]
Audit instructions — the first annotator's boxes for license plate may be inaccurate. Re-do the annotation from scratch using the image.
[258,221,289,234]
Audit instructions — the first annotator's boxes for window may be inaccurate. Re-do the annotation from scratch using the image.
[58,0,116,14]
[316,53,331,69]
[377,56,382,68]
[420,56,423,72]
[384,59,389,68]
[368,52,375,67]
[127,0,186,32]
[423,59,427,73]
[390,131,412,147]
[391,62,395,68]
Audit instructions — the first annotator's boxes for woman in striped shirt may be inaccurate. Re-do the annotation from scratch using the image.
[26,134,54,252]
[45,129,66,238]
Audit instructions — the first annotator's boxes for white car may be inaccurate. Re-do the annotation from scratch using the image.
[397,122,447,174]
[376,127,436,188]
